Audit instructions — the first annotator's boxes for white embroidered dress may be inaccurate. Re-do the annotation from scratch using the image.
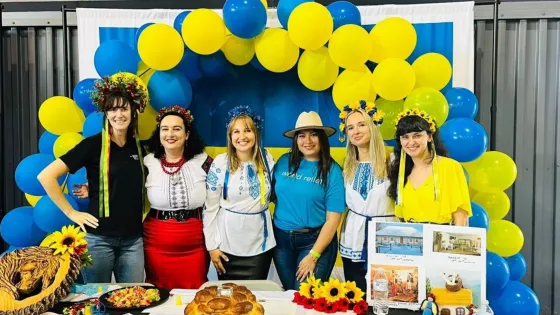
[340,162,398,262]
[144,153,209,211]
[204,152,276,257]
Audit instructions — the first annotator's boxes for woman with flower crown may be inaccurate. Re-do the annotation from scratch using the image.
[387,109,472,225]
[338,100,398,295]
[143,105,213,289]
[38,75,148,283]
[204,105,275,280]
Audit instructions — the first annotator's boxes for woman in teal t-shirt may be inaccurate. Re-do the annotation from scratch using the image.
[272,111,346,290]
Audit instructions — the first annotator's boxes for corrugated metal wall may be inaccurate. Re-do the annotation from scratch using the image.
[0,13,558,315]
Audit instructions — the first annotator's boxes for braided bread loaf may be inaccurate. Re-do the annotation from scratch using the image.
[184,283,264,315]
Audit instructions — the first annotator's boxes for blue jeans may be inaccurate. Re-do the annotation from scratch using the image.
[273,225,338,290]
[81,233,145,283]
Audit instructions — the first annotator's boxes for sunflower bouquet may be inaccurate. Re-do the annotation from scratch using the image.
[40,225,93,268]
[292,276,368,314]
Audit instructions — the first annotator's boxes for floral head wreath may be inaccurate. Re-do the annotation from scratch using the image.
[394,108,437,133]
[90,74,149,113]
[337,100,384,142]
[156,105,194,127]
[226,105,264,131]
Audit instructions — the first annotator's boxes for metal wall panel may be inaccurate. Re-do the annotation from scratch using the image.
[1,12,559,315]
[475,19,559,315]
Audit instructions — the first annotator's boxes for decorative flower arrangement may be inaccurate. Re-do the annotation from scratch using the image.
[62,298,101,315]
[40,225,93,268]
[394,108,437,133]
[90,74,149,113]
[466,303,478,315]
[292,276,368,314]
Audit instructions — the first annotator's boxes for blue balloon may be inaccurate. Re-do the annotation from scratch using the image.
[94,40,137,77]
[200,51,229,78]
[444,87,479,120]
[440,118,488,162]
[148,69,192,111]
[486,252,510,298]
[327,1,361,30]
[73,78,97,115]
[174,11,191,34]
[135,23,154,45]
[490,281,540,315]
[469,201,489,229]
[34,194,79,233]
[15,154,65,195]
[176,48,202,82]
[38,131,59,156]
[223,0,267,39]
[505,253,527,281]
[83,112,104,138]
[67,167,89,208]
[277,0,314,28]
[250,56,266,71]
[0,206,47,247]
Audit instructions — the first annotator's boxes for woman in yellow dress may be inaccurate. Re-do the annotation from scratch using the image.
[387,109,471,225]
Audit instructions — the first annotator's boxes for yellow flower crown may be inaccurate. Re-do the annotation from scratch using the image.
[394,108,437,133]
[337,100,384,142]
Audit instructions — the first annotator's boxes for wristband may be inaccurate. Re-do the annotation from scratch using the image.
[310,250,321,259]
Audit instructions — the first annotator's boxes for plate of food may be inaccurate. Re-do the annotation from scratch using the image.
[99,285,170,310]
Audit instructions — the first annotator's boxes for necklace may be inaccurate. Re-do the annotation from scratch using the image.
[160,156,186,186]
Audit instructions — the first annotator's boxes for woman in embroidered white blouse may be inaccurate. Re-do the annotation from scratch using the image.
[339,101,398,294]
[204,105,275,280]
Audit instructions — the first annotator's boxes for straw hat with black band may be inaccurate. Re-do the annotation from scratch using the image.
[283,111,336,138]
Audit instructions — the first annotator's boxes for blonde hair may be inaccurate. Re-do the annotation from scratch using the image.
[343,110,388,183]
[226,115,265,173]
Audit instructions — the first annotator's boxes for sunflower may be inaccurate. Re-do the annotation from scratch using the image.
[299,275,322,299]
[41,225,87,255]
[344,281,365,303]
[319,278,347,303]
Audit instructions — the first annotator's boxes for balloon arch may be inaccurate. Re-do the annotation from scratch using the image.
[0,0,539,314]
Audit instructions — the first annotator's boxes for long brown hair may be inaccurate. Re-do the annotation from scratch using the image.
[226,115,265,173]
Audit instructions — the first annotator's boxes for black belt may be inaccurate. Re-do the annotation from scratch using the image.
[148,208,202,222]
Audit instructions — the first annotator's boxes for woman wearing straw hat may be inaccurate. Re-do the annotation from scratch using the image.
[204,105,276,280]
[272,111,345,290]
[37,75,148,283]
[338,100,398,295]
[387,108,471,225]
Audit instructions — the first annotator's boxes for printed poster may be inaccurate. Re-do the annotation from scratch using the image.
[366,222,486,315]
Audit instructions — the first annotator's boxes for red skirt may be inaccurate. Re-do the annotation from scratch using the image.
[143,216,210,289]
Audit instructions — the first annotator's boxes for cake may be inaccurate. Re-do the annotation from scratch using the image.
[184,283,265,315]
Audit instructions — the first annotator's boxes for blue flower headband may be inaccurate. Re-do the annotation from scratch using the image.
[338,100,384,142]
[226,105,264,131]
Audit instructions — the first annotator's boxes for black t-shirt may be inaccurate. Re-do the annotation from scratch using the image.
[60,133,145,237]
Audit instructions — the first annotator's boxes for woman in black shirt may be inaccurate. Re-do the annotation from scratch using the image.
[38,75,148,283]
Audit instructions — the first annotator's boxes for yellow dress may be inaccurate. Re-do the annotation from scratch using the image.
[395,156,472,224]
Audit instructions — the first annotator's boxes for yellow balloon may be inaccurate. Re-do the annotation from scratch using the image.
[138,23,184,71]
[332,65,376,110]
[372,58,415,101]
[136,61,156,83]
[369,17,417,63]
[39,96,85,135]
[138,104,158,141]
[25,193,42,207]
[466,151,518,193]
[255,28,299,73]
[328,24,372,70]
[487,219,524,257]
[287,2,333,50]
[412,53,452,90]
[298,47,339,91]
[53,132,84,158]
[375,98,404,140]
[403,87,449,126]
[472,191,511,220]
[222,36,255,66]
[182,9,226,55]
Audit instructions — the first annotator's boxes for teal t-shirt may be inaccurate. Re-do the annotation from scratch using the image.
[273,153,345,231]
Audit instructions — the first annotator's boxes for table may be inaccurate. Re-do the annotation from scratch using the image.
[50,287,421,315]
